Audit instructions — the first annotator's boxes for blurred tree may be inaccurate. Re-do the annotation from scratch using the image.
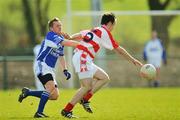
[35,0,51,36]
[148,0,180,50]
[21,0,51,45]
[0,23,8,53]
[22,0,36,45]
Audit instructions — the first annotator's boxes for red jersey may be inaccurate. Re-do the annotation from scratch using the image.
[76,25,119,59]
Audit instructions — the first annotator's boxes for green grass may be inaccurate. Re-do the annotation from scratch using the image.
[0,88,180,120]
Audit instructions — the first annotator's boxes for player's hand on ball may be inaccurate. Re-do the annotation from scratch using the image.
[140,71,149,79]
[132,59,143,67]
[63,69,71,80]
[140,64,156,80]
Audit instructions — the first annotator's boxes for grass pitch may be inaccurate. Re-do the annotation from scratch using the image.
[0,88,180,120]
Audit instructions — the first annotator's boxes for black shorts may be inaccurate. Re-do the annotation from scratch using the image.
[37,73,57,87]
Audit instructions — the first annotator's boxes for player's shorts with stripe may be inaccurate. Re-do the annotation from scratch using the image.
[34,61,57,86]
[72,50,99,79]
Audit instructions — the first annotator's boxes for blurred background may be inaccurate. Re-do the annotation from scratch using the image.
[0,0,180,90]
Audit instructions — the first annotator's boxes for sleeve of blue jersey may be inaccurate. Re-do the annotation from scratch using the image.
[46,32,64,46]
[54,35,64,46]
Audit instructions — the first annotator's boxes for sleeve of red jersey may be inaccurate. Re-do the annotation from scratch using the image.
[101,27,119,50]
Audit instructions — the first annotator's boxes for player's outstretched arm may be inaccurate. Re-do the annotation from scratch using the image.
[69,33,83,41]
[61,40,80,47]
[60,32,82,41]
[61,32,82,41]
[114,46,143,67]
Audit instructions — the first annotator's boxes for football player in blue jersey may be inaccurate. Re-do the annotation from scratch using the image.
[18,17,79,118]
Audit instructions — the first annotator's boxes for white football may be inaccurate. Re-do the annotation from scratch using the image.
[140,64,156,80]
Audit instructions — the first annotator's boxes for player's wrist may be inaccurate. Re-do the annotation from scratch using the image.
[63,69,68,72]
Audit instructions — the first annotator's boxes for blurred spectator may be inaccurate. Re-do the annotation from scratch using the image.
[33,37,44,90]
[143,30,167,87]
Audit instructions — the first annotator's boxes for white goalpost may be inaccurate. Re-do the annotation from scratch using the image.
[72,10,180,16]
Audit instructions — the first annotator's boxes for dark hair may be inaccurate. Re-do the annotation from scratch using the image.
[101,12,116,25]
[48,17,60,30]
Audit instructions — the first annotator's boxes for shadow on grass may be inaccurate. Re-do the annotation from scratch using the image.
[8,116,57,120]
[8,116,90,120]
[8,116,34,120]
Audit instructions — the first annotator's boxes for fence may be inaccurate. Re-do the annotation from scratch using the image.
[0,56,34,90]
[0,54,180,90]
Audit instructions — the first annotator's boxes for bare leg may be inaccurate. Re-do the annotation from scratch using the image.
[91,67,110,94]
[44,81,59,100]
[70,78,93,105]
[82,67,110,101]
[62,67,110,116]
[78,67,110,113]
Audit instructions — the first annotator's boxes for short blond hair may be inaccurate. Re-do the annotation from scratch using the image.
[48,17,60,30]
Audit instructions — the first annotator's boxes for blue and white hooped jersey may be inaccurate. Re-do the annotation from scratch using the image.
[36,31,64,68]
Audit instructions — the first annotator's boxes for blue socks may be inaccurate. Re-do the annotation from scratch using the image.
[37,91,50,113]
[26,90,50,113]
[27,90,44,98]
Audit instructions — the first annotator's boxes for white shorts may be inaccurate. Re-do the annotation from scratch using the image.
[34,61,57,85]
[33,61,44,90]
[72,50,98,79]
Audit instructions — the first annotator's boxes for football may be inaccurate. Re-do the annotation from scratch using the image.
[140,64,156,80]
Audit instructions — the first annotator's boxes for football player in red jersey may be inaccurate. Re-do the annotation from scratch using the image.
[61,12,143,118]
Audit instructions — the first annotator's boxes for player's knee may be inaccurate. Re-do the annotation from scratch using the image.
[50,92,59,100]
[49,87,59,100]
[103,75,110,83]
[52,94,59,100]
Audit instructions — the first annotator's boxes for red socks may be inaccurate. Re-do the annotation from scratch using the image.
[83,91,93,101]
[64,103,74,112]
[64,91,93,112]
